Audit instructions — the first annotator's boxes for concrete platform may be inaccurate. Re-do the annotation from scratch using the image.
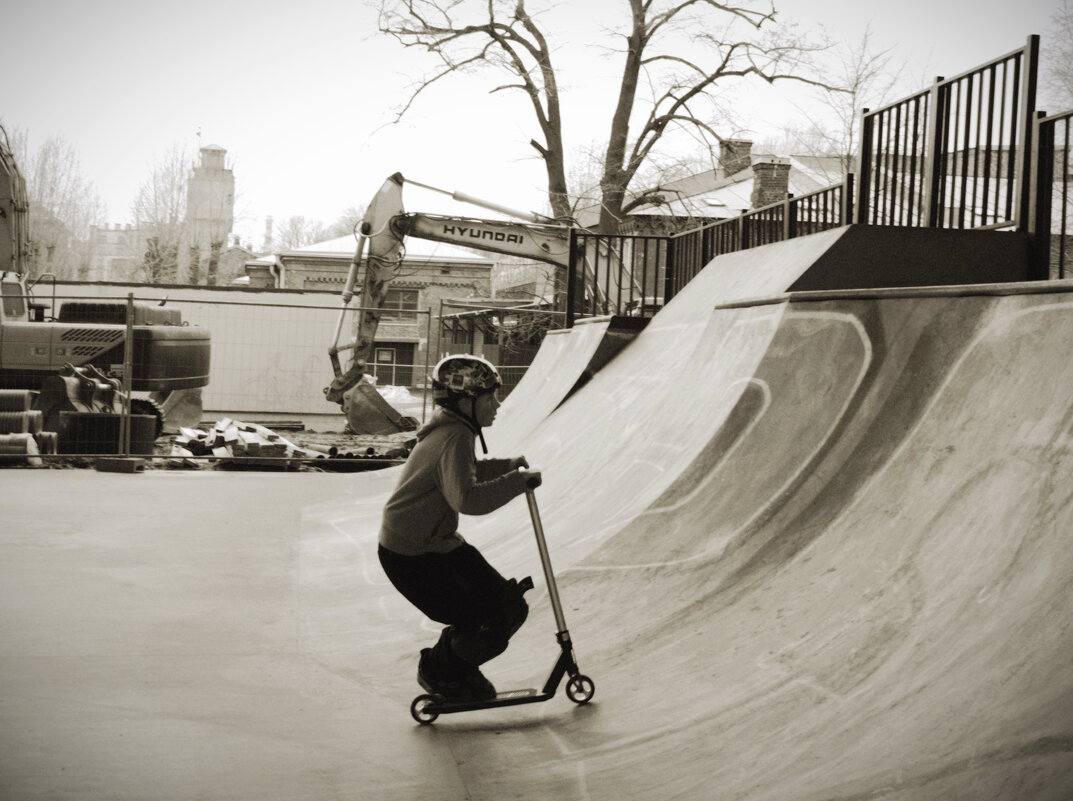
[4,231,1073,799]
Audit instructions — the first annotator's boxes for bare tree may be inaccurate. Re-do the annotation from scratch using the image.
[273,215,330,251]
[565,140,609,217]
[270,207,367,253]
[1042,0,1073,110]
[323,205,367,240]
[765,25,908,180]
[7,127,105,279]
[131,142,193,283]
[378,0,832,233]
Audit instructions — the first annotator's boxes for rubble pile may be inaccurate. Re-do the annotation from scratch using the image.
[169,419,313,469]
[168,419,413,471]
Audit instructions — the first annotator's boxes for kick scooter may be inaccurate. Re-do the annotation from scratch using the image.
[410,485,595,724]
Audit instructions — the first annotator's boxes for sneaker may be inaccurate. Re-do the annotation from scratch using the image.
[417,648,469,701]
[417,648,447,694]
[459,666,496,701]
[417,649,496,702]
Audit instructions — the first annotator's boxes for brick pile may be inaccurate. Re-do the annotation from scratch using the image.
[169,419,321,469]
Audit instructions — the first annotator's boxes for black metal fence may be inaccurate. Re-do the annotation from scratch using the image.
[564,34,1073,319]
[664,180,852,303]
[856,36,1039,231]
[1031,109,1073,278]
[566,232,669,326]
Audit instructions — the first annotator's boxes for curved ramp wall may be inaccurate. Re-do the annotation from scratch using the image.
[397,285,1073,800]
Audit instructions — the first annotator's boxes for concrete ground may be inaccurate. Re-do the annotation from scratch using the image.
[1,471,418,801]
[4,231,1073,799]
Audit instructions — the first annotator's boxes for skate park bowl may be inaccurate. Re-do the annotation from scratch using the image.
[3,226,1073,800]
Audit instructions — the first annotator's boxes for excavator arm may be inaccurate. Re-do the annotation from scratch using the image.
[326,173,576,404]
[390,213,571,268]
[1,123,30,274]
[326,173,645,413]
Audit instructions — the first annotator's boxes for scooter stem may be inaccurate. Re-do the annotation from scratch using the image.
[525,489,568,633]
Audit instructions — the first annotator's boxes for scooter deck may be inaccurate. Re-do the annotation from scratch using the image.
[424,687,551,714]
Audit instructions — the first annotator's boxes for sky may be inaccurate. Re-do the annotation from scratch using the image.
[2,0,1065,250]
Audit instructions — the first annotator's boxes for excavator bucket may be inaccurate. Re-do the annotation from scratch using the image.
[152,388,203,432]
[341,380,418,435]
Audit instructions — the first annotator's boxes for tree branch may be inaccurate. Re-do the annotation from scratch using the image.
[378,0,847,234]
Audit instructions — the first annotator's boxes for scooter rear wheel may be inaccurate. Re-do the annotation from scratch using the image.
[411,694,441,725]
[566,674,595,704]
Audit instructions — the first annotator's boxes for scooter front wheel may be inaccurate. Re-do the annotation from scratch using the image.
[566,674,595,704]
[411,694,441,725]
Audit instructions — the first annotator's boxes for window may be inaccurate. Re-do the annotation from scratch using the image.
[369,342,416,386]
[381,289,418,320]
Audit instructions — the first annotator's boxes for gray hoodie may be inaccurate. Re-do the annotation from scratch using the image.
[379,407,530,556]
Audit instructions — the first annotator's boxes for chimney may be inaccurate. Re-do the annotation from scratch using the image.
[720,139,753,177]
[262,215,274,252]
[750,157,791,209]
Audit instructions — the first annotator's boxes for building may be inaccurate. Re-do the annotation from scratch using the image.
[86,223,142,282]
[181,144,235,283]
[577,140,845,236]
[86,145,237,284]
[244,235,500,386]
[217,240,256,285]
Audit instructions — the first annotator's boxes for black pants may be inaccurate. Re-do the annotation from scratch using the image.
[378,543,529,672]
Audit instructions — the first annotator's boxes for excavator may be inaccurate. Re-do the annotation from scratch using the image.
[324,172,651,433]
[0,125,210,455]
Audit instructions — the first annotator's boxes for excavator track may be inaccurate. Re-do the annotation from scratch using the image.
[130,397,166,440]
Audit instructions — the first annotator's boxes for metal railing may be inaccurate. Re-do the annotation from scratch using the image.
[1030,109,1073,279]
[663,180,852,302]
[856,35,1039,231]
[566,232,669,326]
[564,35,1073,317]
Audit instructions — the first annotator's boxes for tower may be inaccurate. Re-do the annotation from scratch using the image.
[184,144,235,283]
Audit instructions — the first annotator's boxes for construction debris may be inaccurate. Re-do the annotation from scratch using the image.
[169,419,315,469]
[167,418,413,471]
[0,433,43,467]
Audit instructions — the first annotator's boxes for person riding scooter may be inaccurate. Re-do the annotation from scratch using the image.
[378,354,539,701]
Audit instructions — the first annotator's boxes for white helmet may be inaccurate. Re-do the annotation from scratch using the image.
[431,354,501,405]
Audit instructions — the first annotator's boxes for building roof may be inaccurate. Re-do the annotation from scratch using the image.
[636,153,846,219]
[789,155,849,187]
[575,148,848,227]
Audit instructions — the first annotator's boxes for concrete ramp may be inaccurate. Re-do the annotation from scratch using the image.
[372,230,1073,796]
[490,315,646,452]
[398,282,1073,800]
[786,224,1030,291]
[492,223,1026,454]
[512,285,1073,800]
